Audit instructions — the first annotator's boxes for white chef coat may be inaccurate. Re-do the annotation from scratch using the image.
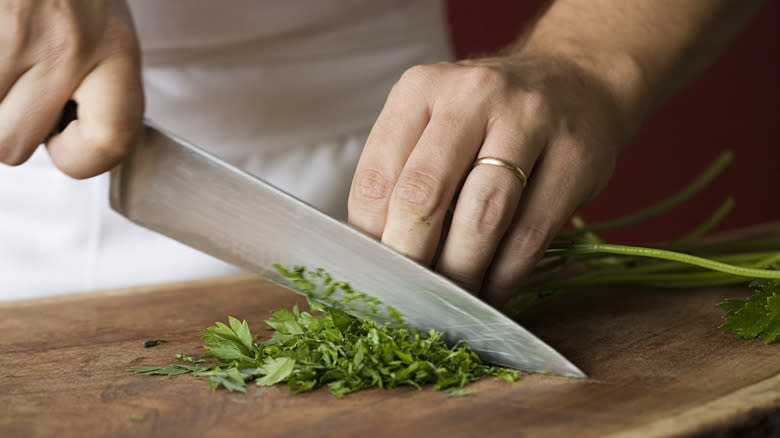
[0,1,453,300]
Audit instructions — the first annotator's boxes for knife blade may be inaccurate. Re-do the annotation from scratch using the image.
[109,121,585,378]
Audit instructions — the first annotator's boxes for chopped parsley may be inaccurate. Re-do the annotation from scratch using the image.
[271,264,402,324]
[143,339,167,348]
[130,297,521,397]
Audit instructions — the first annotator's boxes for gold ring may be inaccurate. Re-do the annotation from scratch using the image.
[472,156,528,188]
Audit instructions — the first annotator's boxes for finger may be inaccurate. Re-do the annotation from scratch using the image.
[0,64,31,103]
[481,140,592,307]
[0,2,34,100]
[47,53,144,179]
[435,116,546,292]
[380,103,487,264]
[348,71,430,238]
[0,63,73,165]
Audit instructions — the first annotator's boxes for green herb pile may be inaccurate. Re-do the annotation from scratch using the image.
[506,151,780,343]
[130,293,521,397]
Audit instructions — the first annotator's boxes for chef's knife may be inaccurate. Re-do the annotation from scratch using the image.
[108,121,585,378]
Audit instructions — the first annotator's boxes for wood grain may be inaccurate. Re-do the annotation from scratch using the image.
[0,273,777,438]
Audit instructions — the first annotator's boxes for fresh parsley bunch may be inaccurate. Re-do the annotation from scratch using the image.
[507,151,780,344]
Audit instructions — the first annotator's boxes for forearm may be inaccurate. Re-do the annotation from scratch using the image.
[510,0,766,131]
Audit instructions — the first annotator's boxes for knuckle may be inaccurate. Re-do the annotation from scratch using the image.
[350,167,393,206]
[460,183,514,235]
[43,5,139,66]
[46,16,87,64]
[392,169,446,215]
[392,65,434,96]
[488,225,552,293]
[0,10,29,58]
[399,65,431,85]
[505,223,553,265]
[102,17,140,56]
[461,65,505,92]
[518,90,553,122]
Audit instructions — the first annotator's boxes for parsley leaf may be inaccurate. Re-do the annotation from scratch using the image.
[195,366,247,393]
[718,279,780,344]
[255,357,296,386]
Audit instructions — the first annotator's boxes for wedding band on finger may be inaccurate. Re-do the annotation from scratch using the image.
[472,156,528,188]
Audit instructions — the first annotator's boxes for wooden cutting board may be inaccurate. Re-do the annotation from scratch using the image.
[1,250,779,437]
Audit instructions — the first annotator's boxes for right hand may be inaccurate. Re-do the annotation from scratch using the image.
[348,55,630,308]
[0,0,143,179]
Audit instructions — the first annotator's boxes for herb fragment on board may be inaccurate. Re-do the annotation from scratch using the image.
[130,269,523,398]
[176,352,206,364]
[127,364,203,376]
[447,388,477,397]
[718,279,780,344]
[143,339,167,348]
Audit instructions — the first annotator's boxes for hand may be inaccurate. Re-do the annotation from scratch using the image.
[348,55,634,308]
[0,0,143,178]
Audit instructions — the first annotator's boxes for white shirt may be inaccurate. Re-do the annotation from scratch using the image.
[0,1,452,300]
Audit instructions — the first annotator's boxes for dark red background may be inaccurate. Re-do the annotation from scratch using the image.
[446,1,779,244]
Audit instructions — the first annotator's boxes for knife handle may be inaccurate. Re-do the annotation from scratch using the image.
[54,100,78,134]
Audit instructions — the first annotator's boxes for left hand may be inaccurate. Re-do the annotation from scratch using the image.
[348,55,633,308]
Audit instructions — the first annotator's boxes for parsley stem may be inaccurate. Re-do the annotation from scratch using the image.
[550,243,780,279]
[509,249,780,316]
[570,215,603,244]
[570,250,778,276]
[519,252,775,297]
[516,271,748,295]
[556,151,733,239]
[664,238,780,254]
[674,197,735,244]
